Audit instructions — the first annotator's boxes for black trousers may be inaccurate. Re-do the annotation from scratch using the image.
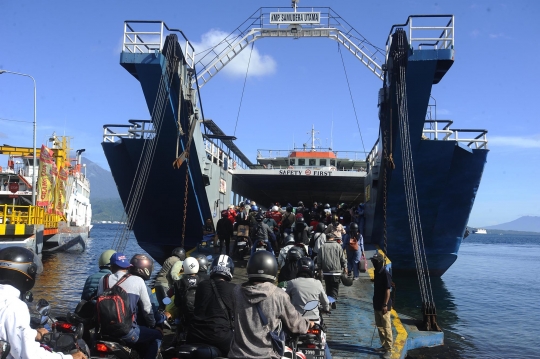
[219,237,231,255]
[323,275,341,299]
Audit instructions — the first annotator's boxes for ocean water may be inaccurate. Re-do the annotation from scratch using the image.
[31,225,540,359]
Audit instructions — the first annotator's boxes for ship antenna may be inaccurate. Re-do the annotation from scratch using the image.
[331,114,334,150]
[292,0,299,12]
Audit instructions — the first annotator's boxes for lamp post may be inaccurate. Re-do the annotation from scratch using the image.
[0,70,37,206]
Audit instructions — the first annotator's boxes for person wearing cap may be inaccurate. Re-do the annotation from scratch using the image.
[81,249,116,301]
[371,252,393,357]
[97,252,163,359]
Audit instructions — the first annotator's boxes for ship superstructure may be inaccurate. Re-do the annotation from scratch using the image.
[0,134,92,252]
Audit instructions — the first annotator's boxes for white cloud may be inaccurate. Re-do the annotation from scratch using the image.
[193,29,276,78]
[489,135,540,148]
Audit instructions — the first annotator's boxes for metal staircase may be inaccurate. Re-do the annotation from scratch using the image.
[194,7,386,87]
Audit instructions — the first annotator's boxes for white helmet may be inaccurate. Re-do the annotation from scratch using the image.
[183,257,199,274]
[251,201,256,206]
[271,205,279,212]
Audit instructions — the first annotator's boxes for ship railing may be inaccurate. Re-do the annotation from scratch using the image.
[254,165,367,173]
[0,204,63,228]
[256,149,367,160]
[422,120,488,149]
[102,120,156,143]
[366,139,381,169]
[204,139,248,170]
[194,7,386,87]
[386,15,454,60]
[123,21,195,69]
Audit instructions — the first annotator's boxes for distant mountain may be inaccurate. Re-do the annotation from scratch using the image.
[484,216,540,233]
[81,157,125,221]
[82,157,120,200]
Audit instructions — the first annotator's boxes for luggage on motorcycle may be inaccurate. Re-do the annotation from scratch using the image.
[96,274,133,337]
[174,274,199,317]
[237,225,249,237]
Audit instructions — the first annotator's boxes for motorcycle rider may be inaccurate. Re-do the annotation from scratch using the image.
[311,223,327,259]
[195,255,211,281]
[0,247,87,359]
[153,247,186,310]
[250,212,275,255]
[263,212,279,253]
[186,255,236,356]
[286,257,330,321]
[280,205,295,238]
[342,222,364,280]
[228,251,314,359]
[277,235,296,269]
[97,252,162,359]
[81,249,115,301]
[129,254,170,329]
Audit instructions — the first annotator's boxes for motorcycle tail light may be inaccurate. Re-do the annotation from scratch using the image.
[96,343,109,352]
[308,328,320,335]
[307,344,317,349]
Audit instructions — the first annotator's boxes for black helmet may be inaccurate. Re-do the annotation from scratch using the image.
[286,247,303,263]
[129,254,154,281]
[172,247,186,261]
[286,205,293,213]
[255,212,264,222]
[210,254,234,281]
[297,257,315,278]
[316,222,326,233]
[247,251,278,282]
[297,201,304,207]
[285,234,295,245]
[195,254,209,272]
[349,222,359,235]
[296,217,305,224]
[221,210,228,218]
[0,247,38,293]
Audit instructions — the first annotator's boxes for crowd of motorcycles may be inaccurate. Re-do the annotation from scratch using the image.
[18,290,333,359]
[13,226,335,359]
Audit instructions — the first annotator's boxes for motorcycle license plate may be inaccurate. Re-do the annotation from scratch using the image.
[256,247,266,251]
[237,242,246,246]
[300,349,324,359]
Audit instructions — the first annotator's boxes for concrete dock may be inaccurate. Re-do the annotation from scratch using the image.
[186,242,443,358]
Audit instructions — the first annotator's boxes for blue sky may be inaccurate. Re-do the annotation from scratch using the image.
[0,0,539,227]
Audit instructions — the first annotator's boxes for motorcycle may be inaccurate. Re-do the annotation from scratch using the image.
[29,299,91,357]
[255,239,269,252]
[0,339,10,359]
[285,299,334,359]
[233,236,251,260]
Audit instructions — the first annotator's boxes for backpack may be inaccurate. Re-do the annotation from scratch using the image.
[252,223,266,240]
[174,274,199,317]
[349,236,360,251]
[96,274,133,337]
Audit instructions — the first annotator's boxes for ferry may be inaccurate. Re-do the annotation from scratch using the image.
[473,228,487,234]
[102,7,488,276]
[0,134,92,253]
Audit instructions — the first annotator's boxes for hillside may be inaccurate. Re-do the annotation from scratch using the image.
[82,157,125,221]
[484,216,540,233]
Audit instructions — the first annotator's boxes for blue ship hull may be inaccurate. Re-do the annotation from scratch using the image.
[366,37,488,276]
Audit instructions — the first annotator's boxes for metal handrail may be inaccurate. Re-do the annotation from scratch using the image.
[256,148,367,160]
[385,15,454,61]
[123,20,195,69]
[103,120,156,143]
[0,204,62,227]
[422,120,488,149]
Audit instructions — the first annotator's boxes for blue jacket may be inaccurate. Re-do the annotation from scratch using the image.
[81,268,111,301]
